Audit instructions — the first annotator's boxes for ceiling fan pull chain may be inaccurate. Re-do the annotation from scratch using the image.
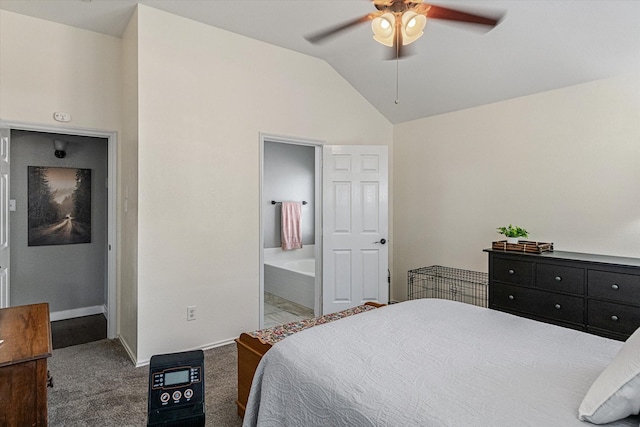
[395,26,400,104]
[395,57,400,104]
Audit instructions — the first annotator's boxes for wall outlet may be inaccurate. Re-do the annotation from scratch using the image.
[187,305,196,321]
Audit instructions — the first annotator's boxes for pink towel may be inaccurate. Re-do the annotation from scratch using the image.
[281,201,302,251]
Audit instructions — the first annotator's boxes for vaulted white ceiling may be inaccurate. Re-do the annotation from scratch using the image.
[1,0,638,124]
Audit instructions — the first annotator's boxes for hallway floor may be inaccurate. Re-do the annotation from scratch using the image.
[51,314,107,349]
[264,292,314,328]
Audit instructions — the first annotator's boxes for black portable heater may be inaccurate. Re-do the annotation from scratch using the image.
[147,350,205,427]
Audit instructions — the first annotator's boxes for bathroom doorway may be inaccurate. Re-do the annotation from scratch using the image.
[260,134,323,328]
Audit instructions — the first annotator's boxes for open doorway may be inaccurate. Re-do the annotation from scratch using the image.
[260,134,322,329]
[2,121,117,344]
[11,130,107,348]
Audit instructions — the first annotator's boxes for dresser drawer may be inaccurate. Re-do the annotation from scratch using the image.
[492,283,584,324]
[587,270,640,304]
[588,300,640,337]
[536,264,584,295]
[493,258,534,286]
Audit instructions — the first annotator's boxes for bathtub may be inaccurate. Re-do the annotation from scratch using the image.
[264,245,315,310]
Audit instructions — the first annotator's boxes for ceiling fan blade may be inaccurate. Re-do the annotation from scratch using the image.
[421,4,502,27]
[305,13,377,44]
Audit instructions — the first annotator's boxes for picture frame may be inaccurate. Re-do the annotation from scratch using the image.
[28,166,92,246]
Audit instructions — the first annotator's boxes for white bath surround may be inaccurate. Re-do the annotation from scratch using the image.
[264,245,316,310]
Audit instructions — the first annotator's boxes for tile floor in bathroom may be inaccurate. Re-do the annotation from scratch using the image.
[264,292,315,328]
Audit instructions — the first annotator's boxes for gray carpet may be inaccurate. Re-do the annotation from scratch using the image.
[48,339,243,426]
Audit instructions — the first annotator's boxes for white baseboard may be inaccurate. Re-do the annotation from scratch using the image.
[134,337,237,368]
[201,337,236,352]
[50,305,107,322]
[118,336,138,366]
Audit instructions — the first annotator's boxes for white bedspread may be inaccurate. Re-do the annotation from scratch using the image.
[243,299,640,427]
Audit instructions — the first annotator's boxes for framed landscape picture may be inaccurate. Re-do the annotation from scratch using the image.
[28,166,92,246]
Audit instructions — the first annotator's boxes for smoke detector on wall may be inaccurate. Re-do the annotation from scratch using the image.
[53,112,71,122]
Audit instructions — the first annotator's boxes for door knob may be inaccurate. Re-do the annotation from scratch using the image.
[374,238,387,245]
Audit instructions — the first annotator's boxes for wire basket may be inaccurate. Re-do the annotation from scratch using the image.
[408,265,488,308]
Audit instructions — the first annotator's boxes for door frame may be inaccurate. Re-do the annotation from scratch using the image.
[1,119,118,339]
[259,133,324,328]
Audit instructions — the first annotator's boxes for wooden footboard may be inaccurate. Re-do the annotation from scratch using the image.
[235,332,273,418]
[235,302,384,418]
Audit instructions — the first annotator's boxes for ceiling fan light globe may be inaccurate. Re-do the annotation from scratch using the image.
[371,13,395,47]
[401,11,426,45]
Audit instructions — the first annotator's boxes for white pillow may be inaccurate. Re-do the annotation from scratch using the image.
[579,327,640,424]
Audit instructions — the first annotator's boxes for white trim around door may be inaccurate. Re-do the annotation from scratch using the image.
[259,133,324,328]
[0,119,118,339]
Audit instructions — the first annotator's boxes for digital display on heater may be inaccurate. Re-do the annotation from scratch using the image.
[164,369,190,386]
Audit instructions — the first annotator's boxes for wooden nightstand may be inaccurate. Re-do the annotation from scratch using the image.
[0,303,53,426]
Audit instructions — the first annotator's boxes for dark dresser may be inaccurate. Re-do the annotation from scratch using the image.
[485,249,640,341]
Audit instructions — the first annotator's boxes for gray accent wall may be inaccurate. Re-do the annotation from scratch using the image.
[10,130,108,314]
[263,142,315,248]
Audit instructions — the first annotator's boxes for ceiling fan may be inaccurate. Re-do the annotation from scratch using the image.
[306,0,502,57]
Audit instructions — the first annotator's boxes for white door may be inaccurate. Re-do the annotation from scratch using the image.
[322,145,388,314]
[0,126,9,308]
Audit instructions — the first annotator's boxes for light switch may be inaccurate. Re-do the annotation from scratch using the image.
[9,199,16,211]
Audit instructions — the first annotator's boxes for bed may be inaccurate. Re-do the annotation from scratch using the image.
[242,299,640,426]
[235,302,383,417]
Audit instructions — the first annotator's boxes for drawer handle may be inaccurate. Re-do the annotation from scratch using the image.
[611,284,619,290]
[554,303,562,310]
[555,276,562,282]
[508,294,515,300]
[611,315,619,322]
[508,269,515,275]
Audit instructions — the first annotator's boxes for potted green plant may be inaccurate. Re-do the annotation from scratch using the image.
[497,224,529,244]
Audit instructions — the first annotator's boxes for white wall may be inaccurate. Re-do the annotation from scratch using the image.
[3,5,637,362]
[263,142,315,248]
[0,10,121,131]
[0,6,393,364]
[392,73,640,301]
[0,10,125,330]
[134,6,393,363]
[119,8,139,359]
